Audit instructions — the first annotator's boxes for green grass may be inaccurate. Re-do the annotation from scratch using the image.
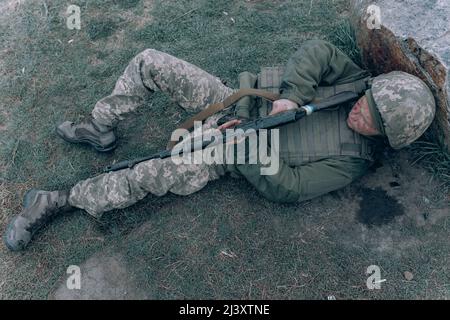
[409,140,450,194]
[327,19,363,66]
[0,0,449,299]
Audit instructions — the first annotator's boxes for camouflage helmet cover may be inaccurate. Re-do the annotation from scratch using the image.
[371,71,436,149]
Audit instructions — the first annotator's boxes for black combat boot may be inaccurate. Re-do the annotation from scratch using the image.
[56,117,117,152]
[4,189,75,251]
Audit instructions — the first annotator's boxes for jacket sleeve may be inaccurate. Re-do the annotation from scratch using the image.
[228,154,370,203]
[279,39,370,106]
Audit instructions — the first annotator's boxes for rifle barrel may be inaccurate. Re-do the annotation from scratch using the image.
[103,91,360,173]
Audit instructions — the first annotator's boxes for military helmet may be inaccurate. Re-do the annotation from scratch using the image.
[368,71,436,149]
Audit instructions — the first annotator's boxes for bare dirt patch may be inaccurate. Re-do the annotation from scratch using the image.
[52,252,150,299]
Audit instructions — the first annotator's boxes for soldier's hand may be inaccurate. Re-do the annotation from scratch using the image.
[216,119,245,145]
[217,119,242,131]
[269,99,299,115]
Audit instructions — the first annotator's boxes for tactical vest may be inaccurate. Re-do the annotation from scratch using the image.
[250,66,374,166]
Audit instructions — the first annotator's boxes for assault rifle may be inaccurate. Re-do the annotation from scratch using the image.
[104,91,359,173]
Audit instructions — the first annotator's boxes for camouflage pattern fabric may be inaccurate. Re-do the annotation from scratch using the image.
[69,49,234,217]
[91,49,235,128]
[69,152,226,218]
[370,71,436,149]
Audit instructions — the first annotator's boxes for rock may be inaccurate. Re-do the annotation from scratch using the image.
[404,271,414,281]
[350,0,450,151]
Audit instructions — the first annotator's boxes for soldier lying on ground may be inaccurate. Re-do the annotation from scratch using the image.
[4,40,436,251]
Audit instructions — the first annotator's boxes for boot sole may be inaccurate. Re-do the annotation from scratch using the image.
[55,127,117,152]
[3,217,19,251]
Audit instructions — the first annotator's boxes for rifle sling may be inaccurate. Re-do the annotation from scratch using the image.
[166,88,280,150]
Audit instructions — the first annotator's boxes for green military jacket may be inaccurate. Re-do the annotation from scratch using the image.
[226,40,377,203]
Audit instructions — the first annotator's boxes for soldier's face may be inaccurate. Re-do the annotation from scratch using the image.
[347,96,380,136]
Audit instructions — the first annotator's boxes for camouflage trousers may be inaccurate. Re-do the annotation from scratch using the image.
[68,49,235,218]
